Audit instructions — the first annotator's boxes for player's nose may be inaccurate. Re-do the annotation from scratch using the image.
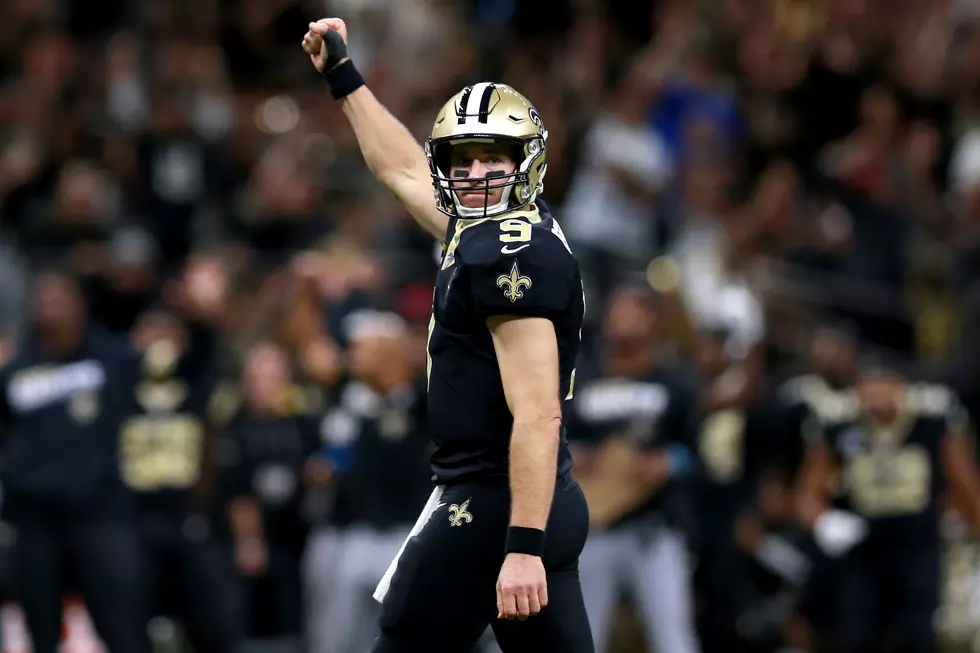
[468,160,486,180]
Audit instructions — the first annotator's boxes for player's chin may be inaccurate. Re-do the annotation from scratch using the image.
[457,191,501,209]
[456,192,485,208]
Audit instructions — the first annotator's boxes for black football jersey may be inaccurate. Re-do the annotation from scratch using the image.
[565,365,698,527]
[319,380,433,529]
[118,346,216,517]
[117,324,221,517]
[776,374,857,476]
[218,410,321,548]
[822,383,962,551]
[0,331,139,522]
[696,399,782,520]
[426,201,584,485]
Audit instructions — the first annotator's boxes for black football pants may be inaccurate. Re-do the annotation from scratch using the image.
[142,512,244,653]
[694,518,757,653]
[239,542,305,638]
[372,480,595,653]
[834,546,940,653]
[12,516,152,653]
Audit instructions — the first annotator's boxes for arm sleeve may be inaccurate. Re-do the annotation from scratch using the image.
[468,244,572,319]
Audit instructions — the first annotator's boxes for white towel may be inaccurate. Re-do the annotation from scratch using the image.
[373,485,445,604]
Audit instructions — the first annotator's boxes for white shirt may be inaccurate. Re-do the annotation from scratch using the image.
[563,116,672,260]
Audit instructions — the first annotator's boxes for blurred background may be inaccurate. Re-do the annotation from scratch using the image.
[4,0,980,651]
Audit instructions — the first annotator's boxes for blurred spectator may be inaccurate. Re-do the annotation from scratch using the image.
[568,282,700,653]
[795,368,980,653]
[0,268,153,653]
[219,342,319,651]
[4,0,980,651]
[124,294,243,653]
[563,66,673,276]
[304,310,431,653]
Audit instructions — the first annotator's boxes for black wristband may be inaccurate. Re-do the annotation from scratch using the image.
[505,527,546,557]
[323,59,365,101]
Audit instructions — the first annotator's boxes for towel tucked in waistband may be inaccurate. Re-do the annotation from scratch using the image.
[373,485,445,604]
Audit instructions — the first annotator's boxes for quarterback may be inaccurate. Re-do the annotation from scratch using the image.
[303,17,594,653]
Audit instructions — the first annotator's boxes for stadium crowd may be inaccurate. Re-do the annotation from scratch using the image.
[4,0,980,651]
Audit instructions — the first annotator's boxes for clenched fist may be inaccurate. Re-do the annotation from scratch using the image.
[302,18,349,73]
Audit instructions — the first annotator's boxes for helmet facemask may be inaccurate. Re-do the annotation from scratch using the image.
[426,135,547,220]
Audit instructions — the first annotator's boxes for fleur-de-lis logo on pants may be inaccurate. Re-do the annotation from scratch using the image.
[448,499,473,527]
[496,261,531,303]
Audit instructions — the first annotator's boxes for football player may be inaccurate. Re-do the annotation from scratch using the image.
[304,310,432,653]
[773,321,860,643]
[566,280,700,653]
[302,16,593,653]
[776,321,859,477]
[218,342,322,643]
[125,303,243,653]
[689,326,785,653]
[795,364,980,653]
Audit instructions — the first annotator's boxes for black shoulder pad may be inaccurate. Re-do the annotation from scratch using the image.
[468,235,575,319]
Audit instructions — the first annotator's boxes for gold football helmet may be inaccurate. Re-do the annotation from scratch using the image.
[425,82,548,219]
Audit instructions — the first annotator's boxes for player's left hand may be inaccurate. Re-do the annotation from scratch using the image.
[302,18,349,73]
[496,553,548,620]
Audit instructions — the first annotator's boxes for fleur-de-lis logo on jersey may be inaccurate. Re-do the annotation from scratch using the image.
[496,261,531,303]
[448,499,474,527]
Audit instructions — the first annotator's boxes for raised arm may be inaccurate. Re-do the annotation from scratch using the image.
[303,19,449,241]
